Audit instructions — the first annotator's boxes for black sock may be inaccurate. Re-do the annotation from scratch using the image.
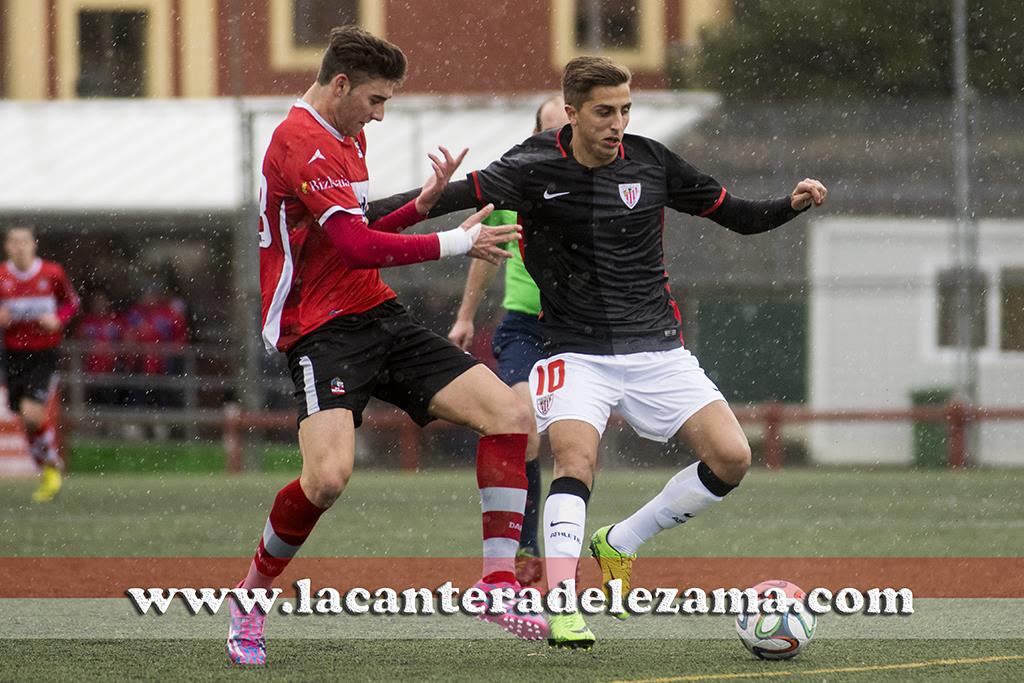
[519,458,542,553]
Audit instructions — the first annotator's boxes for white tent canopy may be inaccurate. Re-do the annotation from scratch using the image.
[0,92,718,213]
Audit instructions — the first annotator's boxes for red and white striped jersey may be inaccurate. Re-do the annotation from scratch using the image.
[0,258,80,351]
[258,101,395,353]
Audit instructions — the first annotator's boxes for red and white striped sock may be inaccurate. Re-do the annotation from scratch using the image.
[477,433,528,585]
[242,479,326,590]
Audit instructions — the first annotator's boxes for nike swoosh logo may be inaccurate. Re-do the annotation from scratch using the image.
[543,190,570,199]
[549,521,580,528]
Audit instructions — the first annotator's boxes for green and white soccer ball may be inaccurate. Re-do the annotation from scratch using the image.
[735,580,816,660]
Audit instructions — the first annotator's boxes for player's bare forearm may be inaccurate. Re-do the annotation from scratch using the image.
[449,258,498,349]
[456,257,501,324]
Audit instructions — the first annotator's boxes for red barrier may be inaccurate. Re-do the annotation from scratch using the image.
[4,556,1023,598]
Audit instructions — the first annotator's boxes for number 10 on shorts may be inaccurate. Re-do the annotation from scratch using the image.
[534,359,565,396]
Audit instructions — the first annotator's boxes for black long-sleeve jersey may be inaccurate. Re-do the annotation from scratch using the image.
[371,123,805,356]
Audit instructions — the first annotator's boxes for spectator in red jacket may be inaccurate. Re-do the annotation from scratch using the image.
[75,291,124,407]
[123,284,189,410]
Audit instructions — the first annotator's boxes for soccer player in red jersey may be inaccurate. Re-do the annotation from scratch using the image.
[0,226,80,502]
[227,26,547,665]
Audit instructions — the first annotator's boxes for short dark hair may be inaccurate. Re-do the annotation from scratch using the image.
[317,25,407,87]
[5,224,35,239]
[562,56,631,109]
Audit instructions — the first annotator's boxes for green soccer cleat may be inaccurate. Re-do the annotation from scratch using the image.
[547,611,595,650]
[589,525,636,620]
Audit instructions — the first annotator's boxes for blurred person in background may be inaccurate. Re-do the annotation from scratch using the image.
[447,94,569,587]
[123,282,189,412]
[0,225,80,502]
[74,290,124,406]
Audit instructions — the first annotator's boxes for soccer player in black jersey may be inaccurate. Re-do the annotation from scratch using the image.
[370,56,827,648]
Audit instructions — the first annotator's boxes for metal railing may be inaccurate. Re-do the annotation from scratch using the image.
[61,340,292,438]
[219,402,1024,473]
[56,343,1024,470]
[732,402,1024,470]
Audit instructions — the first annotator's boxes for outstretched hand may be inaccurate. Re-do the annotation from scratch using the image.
[415,146,469,215]
[462,204,521,266]
[791,178,828,211]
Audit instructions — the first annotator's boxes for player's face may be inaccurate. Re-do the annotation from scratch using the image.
[4,229,36,266]
[334,77,395,137]
[567,84,631,167]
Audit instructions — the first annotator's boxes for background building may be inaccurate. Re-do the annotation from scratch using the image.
[1,0,1021,469]
[1,0,731,99]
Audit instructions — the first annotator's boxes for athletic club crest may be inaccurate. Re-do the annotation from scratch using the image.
[618,182,641,209]
[536,394,554,417]
[330,377,346,395]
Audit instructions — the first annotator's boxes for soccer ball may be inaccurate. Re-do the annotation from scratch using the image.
[735,579,816,660]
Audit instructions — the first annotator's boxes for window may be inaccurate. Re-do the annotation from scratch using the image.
[56,0,173,99]
[574,0,640,50]
[551,0,665,71]
[292,0,360,48]
[269,0,384,71]
[1000,267,1024,351]
[937,267,987,349]
[76,10,147,97]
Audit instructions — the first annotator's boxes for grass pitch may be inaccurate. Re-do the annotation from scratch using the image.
[0,639,1022,682]
[3,467,1024,557]
[2,466,1023,681]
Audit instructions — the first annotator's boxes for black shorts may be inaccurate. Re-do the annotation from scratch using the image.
[285,300,480,427]
[5,349,59,411]
[491,311,546,386]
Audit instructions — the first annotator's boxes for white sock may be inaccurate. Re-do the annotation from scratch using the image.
[543,492,587,591]
[29,427,61,468]
[607,462,724,555]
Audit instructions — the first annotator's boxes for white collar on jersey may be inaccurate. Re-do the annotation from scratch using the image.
[6,257,42,281]
[294,99,345,142]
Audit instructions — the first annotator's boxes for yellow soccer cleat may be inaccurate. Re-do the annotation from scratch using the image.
[31,465,63,503]
[589,525,636,620]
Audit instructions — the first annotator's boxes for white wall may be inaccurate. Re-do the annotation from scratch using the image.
[0,92,717,213]
[809,218,1024,466]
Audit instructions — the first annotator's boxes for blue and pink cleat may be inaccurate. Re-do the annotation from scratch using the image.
[226,583,267,666]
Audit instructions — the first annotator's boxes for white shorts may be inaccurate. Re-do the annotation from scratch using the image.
[529,347,726,443]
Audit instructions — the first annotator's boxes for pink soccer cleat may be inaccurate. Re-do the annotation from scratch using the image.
[226,583,267,665]
[474,579,549,641]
